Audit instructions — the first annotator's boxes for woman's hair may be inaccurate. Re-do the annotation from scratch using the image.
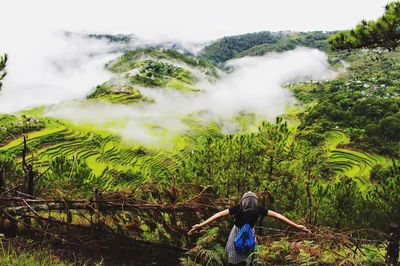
[240,191,258,211]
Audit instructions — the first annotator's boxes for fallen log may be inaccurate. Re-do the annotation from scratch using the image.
[0,197,217,214]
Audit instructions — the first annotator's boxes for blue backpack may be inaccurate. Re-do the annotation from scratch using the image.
[234,223,256,254]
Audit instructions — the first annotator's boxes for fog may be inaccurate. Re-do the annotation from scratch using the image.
[0,28,335,146]
[2,0,385,144]
[44,47,334,146]
[0,32,121,112]
[0,0,388,115]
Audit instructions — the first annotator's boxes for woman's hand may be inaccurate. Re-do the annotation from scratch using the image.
[267,210,311,234]
[296,224,311,234]
[188,224,202,235]
[187,210,230,235]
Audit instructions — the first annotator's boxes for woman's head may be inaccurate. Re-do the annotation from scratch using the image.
[241,191,258,211]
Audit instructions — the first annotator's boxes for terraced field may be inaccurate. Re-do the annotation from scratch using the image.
[0,48,222,191]
[1,118,395,192]
[326,130,394,185]
[0,119,179,190]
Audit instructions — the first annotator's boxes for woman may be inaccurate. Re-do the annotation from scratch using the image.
[188,191,311,266]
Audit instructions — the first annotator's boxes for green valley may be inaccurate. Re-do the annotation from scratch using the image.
[1,2,400,264]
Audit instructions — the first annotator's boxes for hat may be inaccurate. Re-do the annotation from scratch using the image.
[241,191,258,200]
[240,191,258,212]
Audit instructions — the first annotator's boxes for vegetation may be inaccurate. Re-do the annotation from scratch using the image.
[128,60,194,87]
[237,31,331,58]
[93,48,216,100]
[0,54,7,91]
[201,31,332,64]
[0,25,399,264]
[329,2,400,51]
[0,241,67,266]
[184,232,385,265]
[107,48,218,78]
[293,49,400,157]
[0,114,45,144]
[87,32,132,43]
[87,83,152,104]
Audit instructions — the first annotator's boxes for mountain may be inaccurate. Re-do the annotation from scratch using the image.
[200,30,333,64]
[87,47,218,103]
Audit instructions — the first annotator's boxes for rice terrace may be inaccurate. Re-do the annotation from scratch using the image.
[0,0,399,265]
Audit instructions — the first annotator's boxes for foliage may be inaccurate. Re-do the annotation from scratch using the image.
[1,26,399,265]
[201,31,332,63]
[0,154,23,187]
[201,31,282,63]
[254,238,292,264]
[129,60,195,87]
[178,117,305,197]
[177,115,399,232]
[0,241,67,266]
[178,118,337,226]
[87,32,131,43]
[329,2,400,51]
[237,31,331,58]
[162,49,215,70]
[0,54,7,91]
[0,114,45,144]
[39,155,98,196]
[87,83,152,104]
[297,50,400,157]
[99,48,218,100]
[366,162,400,230]
[0,129,68,158]
[0,239,108,266]
[303,97,400,156]
[107,48,218,78]
[181,227,227,266]
[253,239,385,265]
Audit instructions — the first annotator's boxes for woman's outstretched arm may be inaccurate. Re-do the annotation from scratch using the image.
[188,209,230,235]
[267,210,311,233]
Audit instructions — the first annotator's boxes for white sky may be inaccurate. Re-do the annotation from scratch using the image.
[0,0,392,42]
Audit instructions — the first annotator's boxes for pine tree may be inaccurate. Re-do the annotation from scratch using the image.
[329,2,400,51]
[0,54,7,90]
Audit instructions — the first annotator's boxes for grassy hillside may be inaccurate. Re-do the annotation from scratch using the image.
[326,130,393,185]
[0,48,224,193]
[87,48,218,104]
[1,39,398,189]
[0,117,180,192]
[295,49,400,157]
[1,32,399,265]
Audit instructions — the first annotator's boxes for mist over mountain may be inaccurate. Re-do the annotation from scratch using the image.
[1,2,399,265]
[43,46,334,145]
[0,30,332,116]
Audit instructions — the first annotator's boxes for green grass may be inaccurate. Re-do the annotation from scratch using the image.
[0,124,66,151]
[283,104,307,126]
[326,130,394,185]
[107,48,218,77]
[0,241,66,266]
[87,83,154,104]
[2,110,395,191]
[165,79,200,92]
[0,116,179,190]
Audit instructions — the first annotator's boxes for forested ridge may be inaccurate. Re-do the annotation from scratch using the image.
[201,31,332,64]
[0,3,400,264]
